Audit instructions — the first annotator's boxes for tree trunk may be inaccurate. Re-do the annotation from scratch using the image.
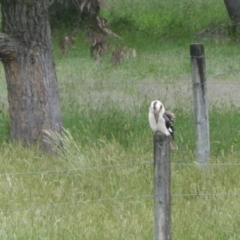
[0,1,63,152]
[224,0,240,34]
[224,0,240,24]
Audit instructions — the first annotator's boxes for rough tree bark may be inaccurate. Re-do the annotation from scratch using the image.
[0,0,63,152]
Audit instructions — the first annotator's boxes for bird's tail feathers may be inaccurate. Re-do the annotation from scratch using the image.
[170,137,178,150]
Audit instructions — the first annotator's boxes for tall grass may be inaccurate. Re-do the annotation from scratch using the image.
[0,0,240,239]
[0,131,240,239]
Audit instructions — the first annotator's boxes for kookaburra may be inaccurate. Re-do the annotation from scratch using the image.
[148,100,178,150]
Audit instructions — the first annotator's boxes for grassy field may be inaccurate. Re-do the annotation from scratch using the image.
[1,0,240,239]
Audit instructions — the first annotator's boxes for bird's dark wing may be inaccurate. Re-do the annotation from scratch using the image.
[163,111,175,138]
[163,111,178,150]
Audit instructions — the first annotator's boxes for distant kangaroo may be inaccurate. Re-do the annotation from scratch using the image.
[59,36,76,55]
[111,46,124,65]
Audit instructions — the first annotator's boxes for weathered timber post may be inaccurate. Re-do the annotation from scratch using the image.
[190,43,210,166]
[153,132,171,240]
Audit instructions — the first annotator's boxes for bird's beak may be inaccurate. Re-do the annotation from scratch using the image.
[154,113,159,123]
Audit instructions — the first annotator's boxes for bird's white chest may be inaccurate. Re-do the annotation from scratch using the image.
[148,112,170,135]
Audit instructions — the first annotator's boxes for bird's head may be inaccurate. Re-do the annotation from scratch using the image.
[149,100,165,124]
[150,100,165,115]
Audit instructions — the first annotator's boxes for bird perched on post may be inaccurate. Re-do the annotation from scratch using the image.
[148,100,178,150]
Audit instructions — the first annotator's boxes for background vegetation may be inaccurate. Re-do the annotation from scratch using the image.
[0,0,240,239]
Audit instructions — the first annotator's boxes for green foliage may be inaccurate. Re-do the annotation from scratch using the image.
[49,0,230,39]
[103,0,228,38]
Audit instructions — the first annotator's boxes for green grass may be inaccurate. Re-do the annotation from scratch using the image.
[103,0,228,38]
[1,0,240,238]
[0,132,240,239]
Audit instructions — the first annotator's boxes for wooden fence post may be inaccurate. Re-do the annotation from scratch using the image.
[190,43,210,166]
[153,132,171,240]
